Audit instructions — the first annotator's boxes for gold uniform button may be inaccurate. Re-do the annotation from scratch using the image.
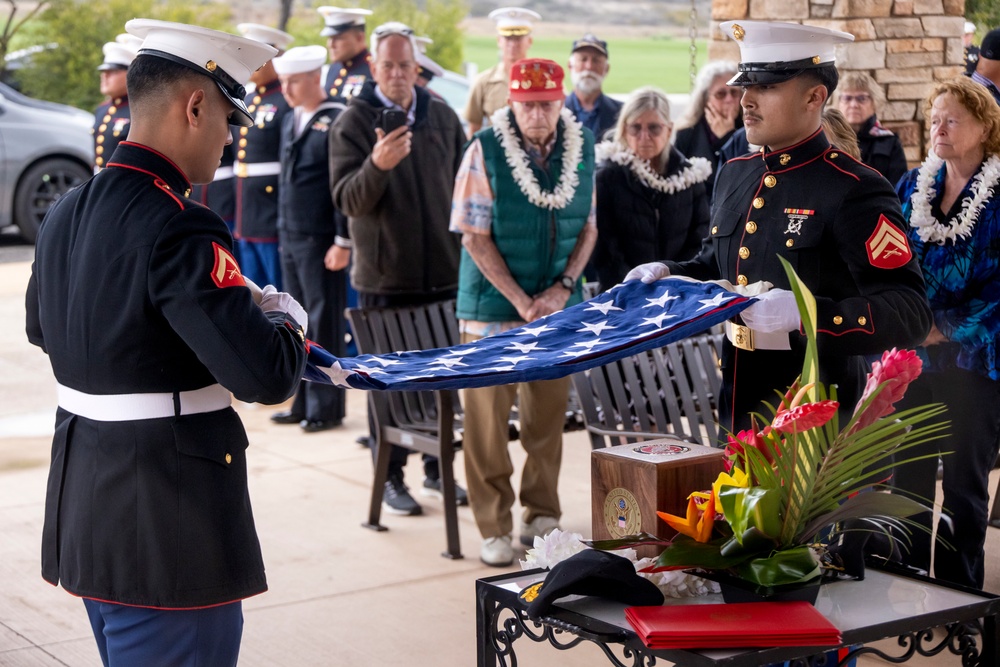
[225,453,232,464]
[239,138,247,147]
[833,316,843,325]
[247,104,257,113]
[711,225,719,235]
[99,124,107,132]
[238,150,246,159]
[240,127,249,136]
[258,85,266,94]
[253,96,262,105]
[96,135,104,144]
[830,152,839,159]
[184,188,191,197]
[114,97,122,105]
[335,78,343,85]
[745,221,757,234]
[752,197,764,209]
[786,238,794,248]
[339,68,347,75]
[108,106,117,114]
[330,88,339,96]
[103,114,111,123]
[737,274,748,286]
[763,175,776,188]
[95,146,104,155]
[113,131,120,137]
[95,157,104,166]
[779,153,791,165]
[738,246,750,259]
[858,316,867,326]
[265,185,274,193]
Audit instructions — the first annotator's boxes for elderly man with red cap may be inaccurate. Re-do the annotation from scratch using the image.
[450,58,597,567]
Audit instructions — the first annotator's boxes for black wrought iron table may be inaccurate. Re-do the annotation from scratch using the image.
[476,561,1000,666]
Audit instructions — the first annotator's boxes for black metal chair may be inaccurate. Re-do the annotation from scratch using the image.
[571,332,725,449]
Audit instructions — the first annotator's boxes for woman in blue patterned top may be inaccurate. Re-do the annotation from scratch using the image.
[893,77,1000,590]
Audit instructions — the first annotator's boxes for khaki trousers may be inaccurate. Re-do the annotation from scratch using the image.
[460,333,569,539]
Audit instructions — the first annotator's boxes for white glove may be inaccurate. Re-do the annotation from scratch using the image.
[258,284,309,336]
[244,277,263,304]
[739,288,800,334]
[624,262,670,284]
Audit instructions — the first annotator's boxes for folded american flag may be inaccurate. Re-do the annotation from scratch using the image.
[303,279,754,391]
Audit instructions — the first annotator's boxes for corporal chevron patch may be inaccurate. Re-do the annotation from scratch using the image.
[866,215,911,269]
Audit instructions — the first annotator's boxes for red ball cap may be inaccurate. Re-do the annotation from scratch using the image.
[509,58,565,102]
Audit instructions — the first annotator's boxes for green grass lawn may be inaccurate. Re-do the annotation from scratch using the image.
[463,35,708,95]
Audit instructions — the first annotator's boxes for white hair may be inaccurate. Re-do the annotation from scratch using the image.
[677,60,739,130]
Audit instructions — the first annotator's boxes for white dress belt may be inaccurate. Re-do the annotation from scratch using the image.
[724,321,791,351]
[56,383,232,422]
[213,165,235,181]
[234,161,281,178]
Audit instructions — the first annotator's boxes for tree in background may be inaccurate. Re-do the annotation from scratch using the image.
[284,0,466,73]
[16,0,231,110]
[967,0,1000,44]
[0,0,49,71]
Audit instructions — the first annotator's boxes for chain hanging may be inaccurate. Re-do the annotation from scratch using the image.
[689,0,699,90]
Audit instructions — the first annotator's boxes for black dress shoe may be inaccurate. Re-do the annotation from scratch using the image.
[300,419,342,433]
[271,410,305,424]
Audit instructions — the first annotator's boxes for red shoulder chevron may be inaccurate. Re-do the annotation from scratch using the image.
[210,242,246,288]
[866,215,911,269]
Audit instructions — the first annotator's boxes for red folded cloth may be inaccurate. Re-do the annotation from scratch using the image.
[625,601,842,650]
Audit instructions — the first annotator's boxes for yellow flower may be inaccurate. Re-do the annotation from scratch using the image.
[691,468,749,508]
[658,494,716,543]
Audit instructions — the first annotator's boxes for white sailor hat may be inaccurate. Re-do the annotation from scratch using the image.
[720,20,854,86]
[237,23,295,52]
[414,35,432,54]
[488,7,541,37]
[272,45,327,76]
[965,21,977,35]
[97,41,136,71]
[125,18,277,127]
[416,52,444,80]
[115,33,145,52]
[318,7,373,37]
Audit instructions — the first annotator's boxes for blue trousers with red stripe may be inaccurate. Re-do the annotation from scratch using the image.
[84,598,243,667]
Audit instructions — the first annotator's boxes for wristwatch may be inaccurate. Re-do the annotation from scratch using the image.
[556,274,576,290]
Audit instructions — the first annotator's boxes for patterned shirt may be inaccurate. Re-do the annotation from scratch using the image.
[897,162,1000,379]
[971,71,1000,106]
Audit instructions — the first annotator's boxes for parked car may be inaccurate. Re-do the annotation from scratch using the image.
[0,81,93,242]
[426,69,470,128]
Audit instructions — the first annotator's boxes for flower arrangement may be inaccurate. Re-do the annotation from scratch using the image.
[589,259,948,590]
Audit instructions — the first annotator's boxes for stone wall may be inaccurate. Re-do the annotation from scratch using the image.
[708,0,967,164]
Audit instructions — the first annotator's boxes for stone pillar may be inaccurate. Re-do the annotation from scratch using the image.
[709,0,967,165]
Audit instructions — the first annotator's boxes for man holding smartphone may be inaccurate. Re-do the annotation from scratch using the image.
[329,21,467,516]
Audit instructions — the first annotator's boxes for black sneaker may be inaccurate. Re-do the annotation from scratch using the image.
[421,477,469,506]
[383,475,422,516]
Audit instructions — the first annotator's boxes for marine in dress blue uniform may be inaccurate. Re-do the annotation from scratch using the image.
[233,24,295,290]
[636,21,932,435]
[25,20,306,667]
[93,40,137,172]
[272,46,349,432]
[318,6,373,101]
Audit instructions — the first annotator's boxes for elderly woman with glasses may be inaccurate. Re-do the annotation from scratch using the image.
[673,60,742,196]
[890,77,1000,590]
[835,71,908,187]
[592,86,711,288]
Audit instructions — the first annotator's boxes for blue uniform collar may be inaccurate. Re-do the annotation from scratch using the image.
[106,141,192,195]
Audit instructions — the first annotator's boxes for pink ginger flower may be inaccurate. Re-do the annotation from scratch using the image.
[852,348,923,431]
[724,419,774,471]
[771,400,839,434]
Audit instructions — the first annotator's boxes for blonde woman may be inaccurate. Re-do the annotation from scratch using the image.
[593,87,711,287]
[834,71,907,186]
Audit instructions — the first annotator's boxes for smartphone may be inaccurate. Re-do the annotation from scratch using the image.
[379,108,408,133]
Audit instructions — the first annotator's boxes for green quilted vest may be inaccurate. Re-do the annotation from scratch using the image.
[456,111,594,322]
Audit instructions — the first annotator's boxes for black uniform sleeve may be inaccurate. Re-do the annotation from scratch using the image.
[148,208,306,405]
[666,232,724,282]
[25,263,44,351]
[813,172,931,354]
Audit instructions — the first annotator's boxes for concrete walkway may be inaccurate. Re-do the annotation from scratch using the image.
[1,258,997,666]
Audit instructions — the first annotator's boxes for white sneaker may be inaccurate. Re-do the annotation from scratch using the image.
[480,535,514,567]
[520,516,559,546]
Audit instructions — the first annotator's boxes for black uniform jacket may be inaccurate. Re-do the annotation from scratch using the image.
[234,80,290,241]
[278,98,348,237]
[25,142,307,608]
[669,129,931,432]
[92,95,130,171]
[324,49,372,102]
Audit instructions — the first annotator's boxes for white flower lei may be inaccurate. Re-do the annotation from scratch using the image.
[491,106,584,210]
[595,140,712,195]
[908,152,1000,245]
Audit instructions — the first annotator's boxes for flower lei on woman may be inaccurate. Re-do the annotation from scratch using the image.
[491,106,584,210]
[595,140,713,195]
[908,152,1000,245]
